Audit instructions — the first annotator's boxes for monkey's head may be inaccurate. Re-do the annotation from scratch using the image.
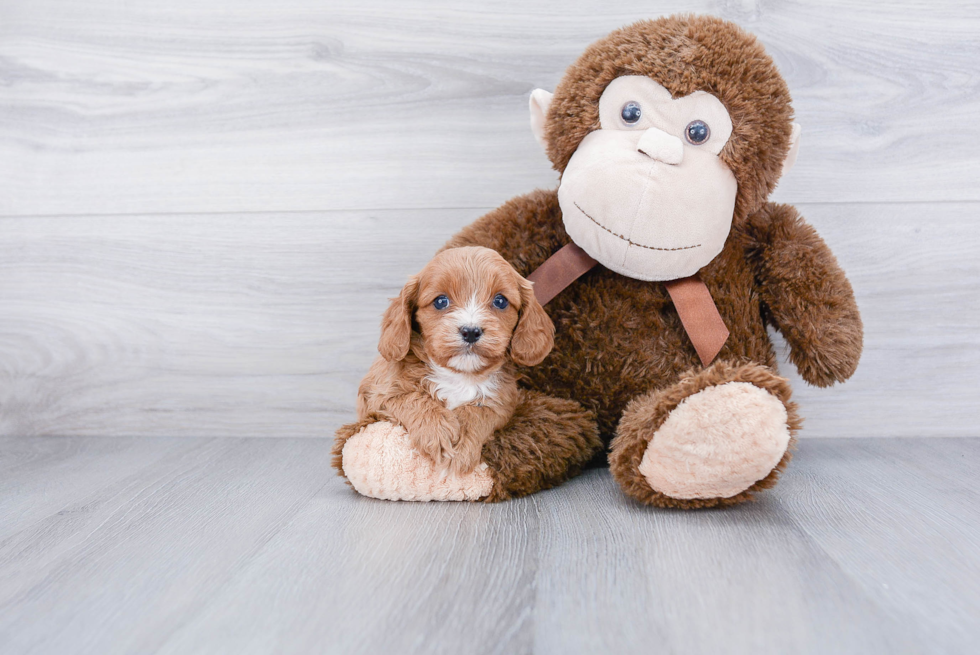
[530,15,800,282]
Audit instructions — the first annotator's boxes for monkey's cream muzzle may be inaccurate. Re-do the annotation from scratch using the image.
[554,76,738,282]
[530,75,800,283]
[557,125,737,282]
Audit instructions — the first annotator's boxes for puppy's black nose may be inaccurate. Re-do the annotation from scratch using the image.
[460,326,482,344]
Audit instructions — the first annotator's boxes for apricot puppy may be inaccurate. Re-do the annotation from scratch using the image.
[356,246,554,476]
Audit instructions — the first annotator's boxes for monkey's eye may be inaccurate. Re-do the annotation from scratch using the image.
[685,120,711,145]
[492,294,509,310]
[433,295,450,310]
[621,102,642,124]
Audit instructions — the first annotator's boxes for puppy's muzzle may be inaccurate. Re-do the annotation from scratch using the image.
[459,326,482,344]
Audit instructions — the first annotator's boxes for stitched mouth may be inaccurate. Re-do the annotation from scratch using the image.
[573,202,701,252]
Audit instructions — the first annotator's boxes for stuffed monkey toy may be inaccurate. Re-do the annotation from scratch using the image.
[335,15,863,508]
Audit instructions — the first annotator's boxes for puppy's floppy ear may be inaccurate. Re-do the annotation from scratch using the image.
[510,277,555,366]
[378,275,419,362]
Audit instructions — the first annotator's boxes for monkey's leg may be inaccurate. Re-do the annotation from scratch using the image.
[608,360,802,509]
[333,390,601,502]
[480,390,601,502]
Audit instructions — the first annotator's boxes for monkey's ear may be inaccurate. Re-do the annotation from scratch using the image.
[780,123,802,178]
[378,275,419,362]
[529,89,554,149]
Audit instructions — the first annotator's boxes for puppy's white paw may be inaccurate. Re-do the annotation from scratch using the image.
[341,421,494,501]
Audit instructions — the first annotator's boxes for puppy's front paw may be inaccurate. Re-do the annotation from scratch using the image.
[341,421,493,502]
[447,439,484,477]
[412,411,460,470]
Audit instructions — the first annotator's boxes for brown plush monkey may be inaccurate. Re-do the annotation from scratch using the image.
[335,15,862,508]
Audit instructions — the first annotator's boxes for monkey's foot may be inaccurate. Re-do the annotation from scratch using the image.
[609,361,801,509]
[338,421,494,502]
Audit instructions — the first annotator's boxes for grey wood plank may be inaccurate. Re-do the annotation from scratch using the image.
[1,437,978,654]
[0,436,208,541]
[2,1,979,216]
[1,202,977,439]
[530,466,925,655]
[156,477,538,655]
[778,439,980,653]
[0,437,336,655]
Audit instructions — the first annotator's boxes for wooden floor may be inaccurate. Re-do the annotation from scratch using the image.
[1,436,977,655]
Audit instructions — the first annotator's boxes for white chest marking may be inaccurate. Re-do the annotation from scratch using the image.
[426,364,500,410]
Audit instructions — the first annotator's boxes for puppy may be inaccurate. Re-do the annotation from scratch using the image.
[356,246,554,476]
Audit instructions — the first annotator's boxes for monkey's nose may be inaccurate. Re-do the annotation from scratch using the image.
[460,326,483,344]
[637,127,684,165]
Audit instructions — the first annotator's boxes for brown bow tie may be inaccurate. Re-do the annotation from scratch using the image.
[526,243,729,367]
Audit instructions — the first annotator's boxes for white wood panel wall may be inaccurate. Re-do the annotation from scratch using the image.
[1,0,978,438]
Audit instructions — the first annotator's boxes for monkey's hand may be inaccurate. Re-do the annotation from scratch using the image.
[743,202,863,387]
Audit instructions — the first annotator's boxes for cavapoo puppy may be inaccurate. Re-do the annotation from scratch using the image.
[356,246,554,476]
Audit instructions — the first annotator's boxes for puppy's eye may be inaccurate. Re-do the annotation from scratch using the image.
[492,294,509,310]
[685,120,710,145]
[621,101,642,124]
[433,295,450,310]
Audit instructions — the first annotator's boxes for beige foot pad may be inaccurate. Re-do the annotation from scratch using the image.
[639,382,790,499]
[341,421,494,502]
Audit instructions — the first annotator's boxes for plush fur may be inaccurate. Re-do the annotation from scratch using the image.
[438,16,862,507]
[335,15,862,507]
[480,389,603,502]
[443,191,858,439]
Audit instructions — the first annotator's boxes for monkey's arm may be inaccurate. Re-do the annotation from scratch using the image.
[442,189,567,276]
[742,202,863,387]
